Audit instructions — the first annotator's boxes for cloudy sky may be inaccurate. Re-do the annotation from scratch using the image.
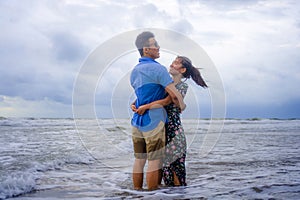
[1,0,300,119]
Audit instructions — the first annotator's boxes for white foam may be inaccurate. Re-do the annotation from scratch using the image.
[0,171,36,199]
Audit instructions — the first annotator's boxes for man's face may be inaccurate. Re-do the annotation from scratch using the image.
[143,37,160,59]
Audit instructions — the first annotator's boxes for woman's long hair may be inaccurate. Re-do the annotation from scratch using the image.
[177,56,208,88]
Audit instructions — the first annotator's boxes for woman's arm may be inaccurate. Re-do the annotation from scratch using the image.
[165,83,186,111]
[135,95,172,115]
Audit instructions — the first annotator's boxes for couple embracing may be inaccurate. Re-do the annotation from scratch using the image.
[130,31,207,191]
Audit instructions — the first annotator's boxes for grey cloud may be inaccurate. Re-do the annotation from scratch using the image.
[170,19,194,35]
[0,1,89,105]
[0,68,73,104]
[50,32,87,62]
[0,32,76,105]
[198,31,233,45]
[1,0,299,118]
[180,0,259,10]
[132,3,168,27]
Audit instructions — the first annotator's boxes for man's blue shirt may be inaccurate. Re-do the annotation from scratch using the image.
[130,57,173,131]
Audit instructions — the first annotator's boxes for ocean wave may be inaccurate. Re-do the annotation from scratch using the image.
[0,154,94,200]
[0,171,37,200]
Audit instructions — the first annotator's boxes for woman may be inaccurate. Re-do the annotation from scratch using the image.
[133,56,207,186]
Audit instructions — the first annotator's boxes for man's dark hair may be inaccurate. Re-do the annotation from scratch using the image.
[135,31,155,56]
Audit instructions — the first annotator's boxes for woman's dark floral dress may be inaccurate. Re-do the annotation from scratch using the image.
[162,82,188,186]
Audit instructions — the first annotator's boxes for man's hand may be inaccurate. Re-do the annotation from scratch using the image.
[131,104,137,112]
[131,104,149,115]
[135,105,148,115]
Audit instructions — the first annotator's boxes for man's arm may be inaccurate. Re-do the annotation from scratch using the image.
[165,83,186,111]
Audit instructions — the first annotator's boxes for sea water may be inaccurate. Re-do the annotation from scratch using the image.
[0,117,299,199]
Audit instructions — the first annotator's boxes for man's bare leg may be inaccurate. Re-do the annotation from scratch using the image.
[147,159,160,190]
[133,158,146,190]
[157,159,162,186]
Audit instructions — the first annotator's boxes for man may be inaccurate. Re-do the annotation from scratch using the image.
[130,31,186,190]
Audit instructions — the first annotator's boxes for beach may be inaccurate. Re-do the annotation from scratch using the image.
[0,118,299,199]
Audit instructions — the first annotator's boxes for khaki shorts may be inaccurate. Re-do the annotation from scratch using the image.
[132,121,165,160]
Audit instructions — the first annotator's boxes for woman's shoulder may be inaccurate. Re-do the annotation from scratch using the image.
[176,82,188,89]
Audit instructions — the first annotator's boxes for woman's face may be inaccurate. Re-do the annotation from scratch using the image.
[169,58,184,75]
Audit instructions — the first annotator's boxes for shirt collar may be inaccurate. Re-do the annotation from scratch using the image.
[139,57,156,63]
